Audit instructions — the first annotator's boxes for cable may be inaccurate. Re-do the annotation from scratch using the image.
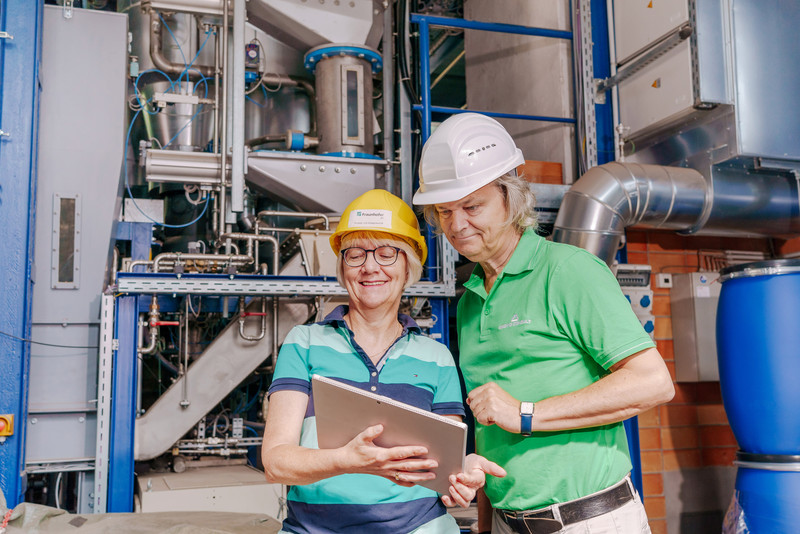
[133,68,175,115]
[0,330,99,349]
[245,94,265,107]
[54,472,63,510]
[159,13,188,75]
[148,21,213,148]
[123,81,212,228]
[176,27,214,87]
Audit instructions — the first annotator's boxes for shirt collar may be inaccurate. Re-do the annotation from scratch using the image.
[463,228,543,294]
[319,304,421,334]
[503,228,543,275]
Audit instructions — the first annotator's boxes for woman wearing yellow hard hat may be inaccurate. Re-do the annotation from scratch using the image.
[262,189,504,534]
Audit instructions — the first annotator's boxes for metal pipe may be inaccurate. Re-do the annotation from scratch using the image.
[111,247,120,285]
[152,252,253,272]
[138,316,158,355]
[552,161,800,265]
[212,22,220,154]
[210,191,219,236]
[138,299,161,355]
[245,134,289,147]
[218,0,229,239]
[553,162,706,264]
[149,13,214,79]
[144,149,227,185]
[180,297,190,408]
[128,260,154,272]
[261,74,317,135]
[381,5,395,193]
[238,296,267,341]
[218,232,279,273]
[418,19,432,140]
[272,296,279,370]
[296,235,312,277]
[230,0,246,212]
[256,210,330,230]
[410,13,573,40]
[128,257,250,273]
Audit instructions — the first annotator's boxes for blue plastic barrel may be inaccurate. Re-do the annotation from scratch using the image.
[717,259,800,455]
[730,453,800,534]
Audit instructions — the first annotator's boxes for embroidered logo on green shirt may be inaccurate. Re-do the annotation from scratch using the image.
[498,313,531,330]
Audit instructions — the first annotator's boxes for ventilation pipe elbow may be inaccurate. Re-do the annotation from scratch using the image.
[552,162,707,265]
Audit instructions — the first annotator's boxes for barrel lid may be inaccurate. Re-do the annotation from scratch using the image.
[719,258,800,282]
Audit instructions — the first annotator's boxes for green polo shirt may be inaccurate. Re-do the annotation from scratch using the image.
[457,229,655,511]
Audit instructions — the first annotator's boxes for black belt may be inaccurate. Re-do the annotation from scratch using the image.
[498,479,634,534]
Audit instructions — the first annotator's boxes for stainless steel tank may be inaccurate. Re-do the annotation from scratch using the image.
[121,2,309,151]
[305,44,382,156]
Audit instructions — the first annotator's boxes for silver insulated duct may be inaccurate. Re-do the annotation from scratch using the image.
[554,0,800,264]
[552,162,800,265]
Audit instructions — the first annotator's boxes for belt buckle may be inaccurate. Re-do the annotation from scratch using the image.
[502,509,563,534]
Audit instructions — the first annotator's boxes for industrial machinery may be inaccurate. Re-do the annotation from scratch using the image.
[16,0,459,517]
[4,1,800,532]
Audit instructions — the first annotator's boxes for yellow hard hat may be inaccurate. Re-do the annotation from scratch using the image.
[330,189,428,264]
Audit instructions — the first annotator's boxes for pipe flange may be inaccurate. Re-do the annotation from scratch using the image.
[304,44,383,74]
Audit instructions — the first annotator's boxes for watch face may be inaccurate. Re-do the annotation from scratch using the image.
[520,402,534,415]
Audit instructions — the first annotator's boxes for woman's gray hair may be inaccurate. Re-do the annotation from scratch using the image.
[421,171,538,234]
[335,231,423,290]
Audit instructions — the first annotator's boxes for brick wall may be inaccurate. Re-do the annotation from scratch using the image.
[624,230,777,534]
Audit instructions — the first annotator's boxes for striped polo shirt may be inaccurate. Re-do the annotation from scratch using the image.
[268,305,465,534]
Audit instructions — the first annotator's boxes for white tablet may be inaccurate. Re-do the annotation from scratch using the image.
[311,374,467,495]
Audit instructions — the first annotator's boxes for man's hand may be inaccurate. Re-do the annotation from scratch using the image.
[441,454,506,508]
[466,382,522,433]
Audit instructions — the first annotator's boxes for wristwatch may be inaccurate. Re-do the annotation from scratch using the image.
[520,401,535,436]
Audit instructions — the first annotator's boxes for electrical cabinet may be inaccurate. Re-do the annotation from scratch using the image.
[613,0,690,62]
[617,41,695,137]
[613,0,731,138]
[670,272,721,382]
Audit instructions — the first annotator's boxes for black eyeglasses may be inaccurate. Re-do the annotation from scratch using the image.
[341,246,402,267]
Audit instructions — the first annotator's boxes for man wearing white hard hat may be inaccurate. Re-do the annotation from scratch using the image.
[413,113,674,534]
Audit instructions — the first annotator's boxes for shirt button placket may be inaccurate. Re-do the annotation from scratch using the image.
[481,303,491,333]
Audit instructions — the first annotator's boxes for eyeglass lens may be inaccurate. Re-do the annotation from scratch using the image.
[343,246,399,267]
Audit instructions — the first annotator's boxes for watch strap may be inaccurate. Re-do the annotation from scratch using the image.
[520,401,534,436]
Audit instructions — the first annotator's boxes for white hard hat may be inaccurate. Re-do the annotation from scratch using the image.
[413,113,524,205]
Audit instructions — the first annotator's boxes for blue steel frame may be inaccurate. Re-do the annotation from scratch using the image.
[411,8,644,499]
[104,222,152,512]
[410,14,577,349]
[0,0,42,507]
[410,13,577,347]
[107,296,139,512]
[589,0,644,498]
